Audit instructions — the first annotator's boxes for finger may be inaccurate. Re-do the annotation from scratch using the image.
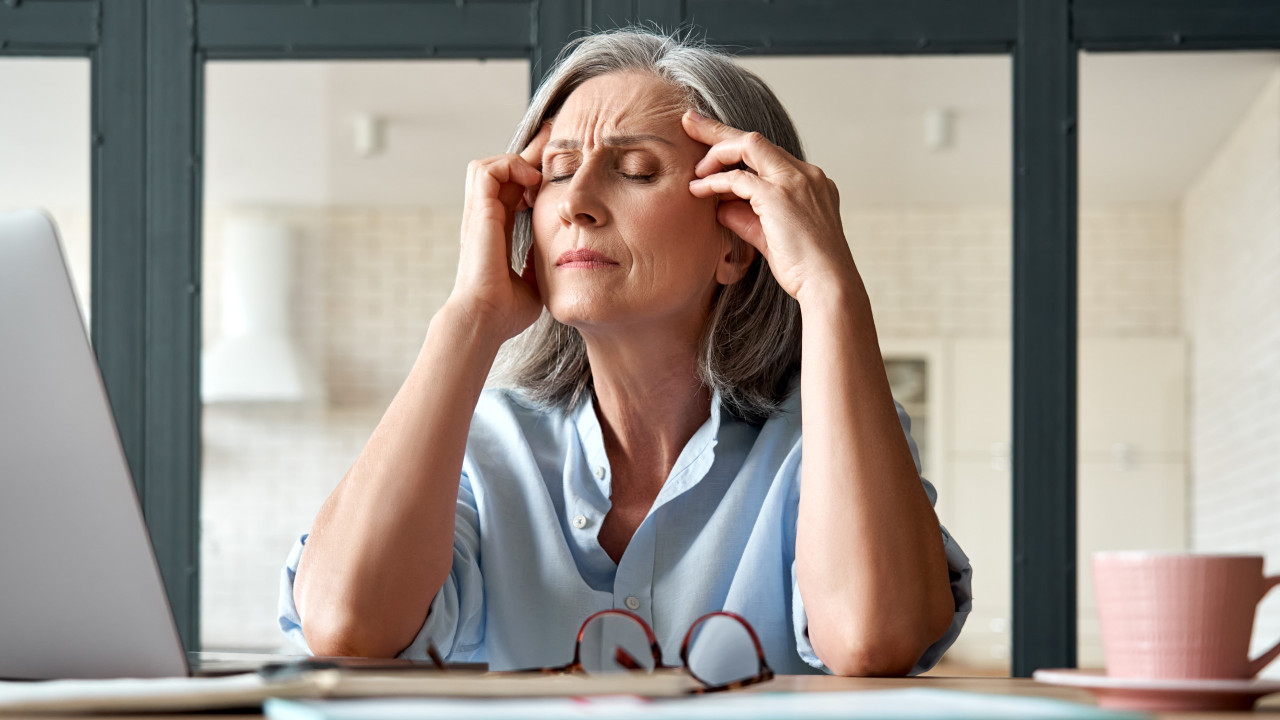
[681,109,745,145]
[476,155,543,192]
[518,124,553,210]
[682,111,794,177]
[465,159,539,231]
[688,168,770,203]
[717,200,766,251]
[694,134,798,179]
[520,122,553,166]
[497,178,525,213]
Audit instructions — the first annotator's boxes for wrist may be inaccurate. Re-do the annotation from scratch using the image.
[795,267,870,321]
[431,301,512,358]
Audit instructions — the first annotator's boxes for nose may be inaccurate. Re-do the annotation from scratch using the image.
[557,167,609,228]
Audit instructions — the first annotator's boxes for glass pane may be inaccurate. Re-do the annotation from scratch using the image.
[739,56,1012,675]
[1077,51,1280,673]
[200,59,529,651]
[0,58,91,325]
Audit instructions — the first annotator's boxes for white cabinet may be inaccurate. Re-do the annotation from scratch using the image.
[1078,338,1187,461]
[1078,335,1188,667]
[944,459,1012,667]
[931,336,1187,671]
[1076,460,1187,667]
[949,338,1012,464]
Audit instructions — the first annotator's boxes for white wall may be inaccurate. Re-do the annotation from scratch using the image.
[1182,70,1280,674]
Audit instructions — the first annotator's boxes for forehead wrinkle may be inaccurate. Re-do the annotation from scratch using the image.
[548,133,673,151]
[550,75,689,152]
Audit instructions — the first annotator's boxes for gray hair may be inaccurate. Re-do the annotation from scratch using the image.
[494,27,803,425]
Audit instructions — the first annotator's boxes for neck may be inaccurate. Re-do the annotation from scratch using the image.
[582,323,713,490]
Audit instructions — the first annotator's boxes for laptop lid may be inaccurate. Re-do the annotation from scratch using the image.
[0,209,190,680]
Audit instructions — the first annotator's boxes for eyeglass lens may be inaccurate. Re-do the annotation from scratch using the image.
[684,614,764,688]
[578,612,659,674]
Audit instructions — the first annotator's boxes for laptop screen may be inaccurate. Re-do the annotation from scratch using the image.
[0,209,190,680]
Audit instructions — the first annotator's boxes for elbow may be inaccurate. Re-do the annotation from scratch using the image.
[301,610,410,659]
[811,614,951,677]
[296,582,429,660]
[292,549,447,659]
[817,635,921,678]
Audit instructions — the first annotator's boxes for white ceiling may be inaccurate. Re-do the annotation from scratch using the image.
[1077,51,1280,205]
[2,51,1278,210]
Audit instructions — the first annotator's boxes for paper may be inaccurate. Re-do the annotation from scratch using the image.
[265,688,1148,720]
[0,669,696,714]
[0,673,315,714]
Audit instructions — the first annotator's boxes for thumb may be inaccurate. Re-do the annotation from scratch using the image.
[717,200,765,251]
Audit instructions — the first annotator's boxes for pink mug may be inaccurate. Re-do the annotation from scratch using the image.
[1093,552,1280,679]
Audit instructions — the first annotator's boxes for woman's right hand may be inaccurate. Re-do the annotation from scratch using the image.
[447,123,551,341]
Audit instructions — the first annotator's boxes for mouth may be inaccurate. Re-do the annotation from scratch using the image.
[555,248,620,269]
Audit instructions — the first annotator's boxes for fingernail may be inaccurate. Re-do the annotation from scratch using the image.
[688,109,704,121]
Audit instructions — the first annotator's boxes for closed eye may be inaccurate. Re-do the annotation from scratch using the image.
[550,171,654,183]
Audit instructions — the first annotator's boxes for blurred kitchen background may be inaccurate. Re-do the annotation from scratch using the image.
[2,50,1277,675]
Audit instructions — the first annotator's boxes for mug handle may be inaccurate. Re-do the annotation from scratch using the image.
[1248,575,1280,677]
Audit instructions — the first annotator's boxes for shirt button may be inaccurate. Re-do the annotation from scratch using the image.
[593,465,606,479]
[625,596,641,610]
[572,514,587,529]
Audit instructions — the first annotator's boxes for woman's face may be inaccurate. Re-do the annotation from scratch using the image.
[530,71,743,339]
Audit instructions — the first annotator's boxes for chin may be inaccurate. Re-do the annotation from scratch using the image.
[547,306,614,331]
[543,287,624,329]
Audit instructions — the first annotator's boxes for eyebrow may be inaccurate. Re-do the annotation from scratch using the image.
[547,134,674,150]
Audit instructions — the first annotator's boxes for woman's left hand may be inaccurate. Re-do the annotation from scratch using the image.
[684,110,857,304]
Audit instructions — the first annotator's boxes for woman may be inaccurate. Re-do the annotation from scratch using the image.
[280,28,972,677]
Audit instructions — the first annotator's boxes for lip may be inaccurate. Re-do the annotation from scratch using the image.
[555,248,620,269]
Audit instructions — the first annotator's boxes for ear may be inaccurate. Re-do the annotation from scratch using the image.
[715,235,757,286]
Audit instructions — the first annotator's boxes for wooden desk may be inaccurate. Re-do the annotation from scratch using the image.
[755,676,1280,719]
[5,675,1278,720]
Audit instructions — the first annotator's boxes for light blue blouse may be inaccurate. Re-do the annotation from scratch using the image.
[279,385,972,675]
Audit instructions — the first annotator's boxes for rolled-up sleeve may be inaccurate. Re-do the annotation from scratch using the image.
[276,471,487,661]
[397,471,486,661]
[790,400,973,674]
[792,523,972,674]
[277,534,312,653]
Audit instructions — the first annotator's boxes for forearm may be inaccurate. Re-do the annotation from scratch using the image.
[294,303,505,657]
[795,276,953,676]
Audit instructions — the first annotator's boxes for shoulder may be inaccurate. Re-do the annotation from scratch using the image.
[469,386,575,445]
[476,385,543,416]
[757,381,802,430]
[748,382,803,451]
[748,384,913,443]
[474,386,557,424]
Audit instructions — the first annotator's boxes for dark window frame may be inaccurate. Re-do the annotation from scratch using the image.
[3,0,1278,675]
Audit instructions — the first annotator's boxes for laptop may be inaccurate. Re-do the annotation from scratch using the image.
[0,209,289,680]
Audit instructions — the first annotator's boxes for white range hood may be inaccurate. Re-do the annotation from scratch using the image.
[201,217,325,404]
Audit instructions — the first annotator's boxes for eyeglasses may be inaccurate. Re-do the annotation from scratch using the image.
[535,608,775,693]
[273,610,770,693]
